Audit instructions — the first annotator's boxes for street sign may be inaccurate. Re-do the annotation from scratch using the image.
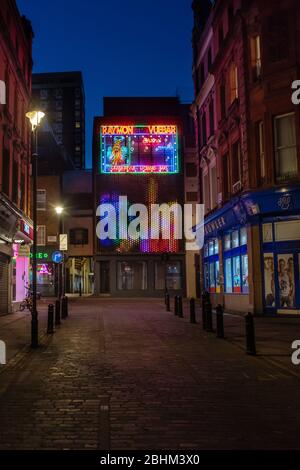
[52,251,63,264]
[59,234,68,251]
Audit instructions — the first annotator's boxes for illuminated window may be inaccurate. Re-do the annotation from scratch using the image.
[117,261,147,290]
[274,113,298,182]
[75,122,81,129]
[229,64,238,103]
[251,35,262,80]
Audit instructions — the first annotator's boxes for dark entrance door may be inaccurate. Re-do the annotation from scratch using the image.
[100,261,110,294]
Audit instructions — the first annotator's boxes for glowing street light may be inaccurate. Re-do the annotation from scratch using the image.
[26,108,45,349]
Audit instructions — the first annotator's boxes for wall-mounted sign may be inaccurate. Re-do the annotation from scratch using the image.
[100,124,179,174]
[59,234,68,251]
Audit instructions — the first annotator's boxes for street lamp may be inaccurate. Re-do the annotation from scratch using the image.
[55,206,65,298]
[26,109,45,348]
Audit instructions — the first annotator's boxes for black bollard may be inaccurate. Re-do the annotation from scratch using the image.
[205,300,213,332]
[174,296,178,316]
[47,304,54,334]
[166,293,170,312]
[201,292,208,330]
[178,296,183,318]
[190,298,196,324]
[61,297,66,319]
[245,312,256,355]
[55,299,61,326]
[216,304,224,338]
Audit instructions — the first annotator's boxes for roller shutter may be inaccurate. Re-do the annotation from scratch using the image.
[0,254,9,315]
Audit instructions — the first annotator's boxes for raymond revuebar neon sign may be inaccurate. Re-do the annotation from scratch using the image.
[100,125,179,174]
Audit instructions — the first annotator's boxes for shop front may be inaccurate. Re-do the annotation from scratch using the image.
[29,248,58,297]
[95,255,185,297]
[202,184,300,315]
[11,219,33,308]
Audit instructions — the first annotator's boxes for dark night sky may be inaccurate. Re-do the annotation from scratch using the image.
[17,0,194,169]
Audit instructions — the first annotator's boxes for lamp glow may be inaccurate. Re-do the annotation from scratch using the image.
[26,110,45,131]
[55,206,64,215]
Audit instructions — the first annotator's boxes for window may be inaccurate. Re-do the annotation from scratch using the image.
[70,228,88,245]
[54,88,63,99]
[55,100,63,110]
[257,121,265,182]
[37,226,46,246]
[223,229,248,294]
[37,189,46,211]
[117,261,147,290]
[231,141,241,186]
[12,159,18,204]
[204,238,220,293]
[202,171,210,212]
[75,122,81,129]
[209,100,214,136]
[222,153,230,200]
[185,163,197,177]
[201,113,207,146]
[220,83,226,119]
[209,164,217,209]
[225,258,232,293]
[274,113,298,181]
[251,35,262,80]
[207,47,212,70]
[2,143,10,195]
[229,64,238,103]
[40,89,48,100]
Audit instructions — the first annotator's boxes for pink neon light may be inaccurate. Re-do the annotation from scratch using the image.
[110,165,169,173]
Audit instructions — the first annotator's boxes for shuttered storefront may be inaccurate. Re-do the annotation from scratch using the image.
[0,254,9,315]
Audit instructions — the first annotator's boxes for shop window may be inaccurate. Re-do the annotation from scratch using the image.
[277,254,295,308]
[225,258,232,293]
[275,220,300,241]
[231,230,239,248]
[263,254,275,307]
[204,239,219,293]
[241,255,249,293]
[263,223,273,243]
[37,189,46,211]
[224,234,231,251]
[232,256,241,293]
[166,261,182,290]
[117,261,147,290]
[240,227,247,246]
[37,263,54,287]
[274,113,298,182]
[209,263,216,292]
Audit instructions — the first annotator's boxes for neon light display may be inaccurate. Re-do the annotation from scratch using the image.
[100,125,179,174]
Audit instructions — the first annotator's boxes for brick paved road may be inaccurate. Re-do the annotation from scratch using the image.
[0,298,299,450]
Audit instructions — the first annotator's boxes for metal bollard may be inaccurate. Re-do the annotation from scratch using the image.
[166,293,170,312]
[61,297,67,319]
[174,296,179,316]
[47,304,54,334]
[190,298,196,324]
[216,304,224,338]
[201,292,208,330]
[245,312,256,355]
[55,299,61,326]
[178,296,183,318]
[205,300,213,332]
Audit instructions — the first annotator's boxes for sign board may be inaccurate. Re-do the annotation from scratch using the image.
[59,234,68,251]
[52,251,63,264]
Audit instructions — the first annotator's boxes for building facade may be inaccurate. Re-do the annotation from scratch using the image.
[93,97,186,297]
[0,0,33,313]
[32,72,86,170]
[192,0,300,315]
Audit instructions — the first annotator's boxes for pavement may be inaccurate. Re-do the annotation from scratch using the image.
[0,297,299,450]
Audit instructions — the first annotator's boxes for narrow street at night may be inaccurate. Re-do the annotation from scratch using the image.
[0,298,299,451]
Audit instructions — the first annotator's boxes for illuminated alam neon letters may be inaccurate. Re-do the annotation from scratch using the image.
[100,125,179,174]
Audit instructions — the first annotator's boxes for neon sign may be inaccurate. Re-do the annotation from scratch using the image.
[100,124,179,174]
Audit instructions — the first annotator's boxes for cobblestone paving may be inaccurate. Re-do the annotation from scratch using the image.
[0,298,299,450]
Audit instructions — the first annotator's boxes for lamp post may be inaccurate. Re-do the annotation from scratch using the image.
[26,110,45,348]
[55,206,65,298]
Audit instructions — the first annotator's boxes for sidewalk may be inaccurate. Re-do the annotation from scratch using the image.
[0,298,54,364]
[179,299,300,376]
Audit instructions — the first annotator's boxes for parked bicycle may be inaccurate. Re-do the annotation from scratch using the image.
[19,284,41,312]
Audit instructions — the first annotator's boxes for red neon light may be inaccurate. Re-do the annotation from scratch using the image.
[110,165,169,173]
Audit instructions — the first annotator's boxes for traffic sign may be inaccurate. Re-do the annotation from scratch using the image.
[52,251,63,264]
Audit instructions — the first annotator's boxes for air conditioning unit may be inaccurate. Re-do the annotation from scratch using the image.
[233,181,242,194]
